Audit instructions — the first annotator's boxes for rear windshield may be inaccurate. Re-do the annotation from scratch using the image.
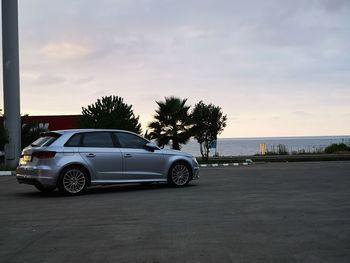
[30,133,61,147]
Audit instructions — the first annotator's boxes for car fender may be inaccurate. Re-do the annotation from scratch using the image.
[164,155,194,177]
[56,159,95,185]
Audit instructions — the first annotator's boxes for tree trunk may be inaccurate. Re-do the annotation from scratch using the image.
[204,141,210,162]
[199,143,205,159]
[172,139,180,150]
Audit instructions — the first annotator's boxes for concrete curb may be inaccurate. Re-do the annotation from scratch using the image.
[0,171,15,176]
[199,161,252,168]
[204,154,350,163]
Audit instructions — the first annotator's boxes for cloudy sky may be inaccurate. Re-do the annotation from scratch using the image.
[1,0,349,137]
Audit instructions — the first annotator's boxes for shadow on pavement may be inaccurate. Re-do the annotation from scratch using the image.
[14,182,198,198]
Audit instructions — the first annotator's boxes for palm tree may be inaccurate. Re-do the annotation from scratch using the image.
[148,96,192,150]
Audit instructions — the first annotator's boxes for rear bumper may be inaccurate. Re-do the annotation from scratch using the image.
[16,166,58,187]
[16,176,40,186]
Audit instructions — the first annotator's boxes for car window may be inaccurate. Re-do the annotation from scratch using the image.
[30,133,61,147]
[115,132,148,149]
[81,132,114,148]
[65,133,82,147]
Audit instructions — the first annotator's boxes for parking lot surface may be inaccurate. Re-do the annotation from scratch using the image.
[1,161,350,263]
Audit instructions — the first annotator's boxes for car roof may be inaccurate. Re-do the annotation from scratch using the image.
[47,129,137,135]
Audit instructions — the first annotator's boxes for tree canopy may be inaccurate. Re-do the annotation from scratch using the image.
[148,96,192,150]
[21,115,49,149]
[79,95,142,134]
[191,101,227,160]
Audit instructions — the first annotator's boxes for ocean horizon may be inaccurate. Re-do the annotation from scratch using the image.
[176,135,350,157]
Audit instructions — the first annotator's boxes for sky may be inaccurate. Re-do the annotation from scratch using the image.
[0,0,349,138]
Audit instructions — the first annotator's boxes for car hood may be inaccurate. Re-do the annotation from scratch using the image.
[159,148,192,157]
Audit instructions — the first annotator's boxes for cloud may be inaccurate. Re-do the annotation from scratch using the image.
[73,76,95,85]
[7,0,350,137]
[319,0,350,12]
[41,42,90,60]
[32,74,65,86]
[290,111,312,117]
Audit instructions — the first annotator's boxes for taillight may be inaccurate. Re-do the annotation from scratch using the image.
[32,151,56,159]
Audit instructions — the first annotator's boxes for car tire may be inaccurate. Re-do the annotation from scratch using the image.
[34,184,56,193]
[58,166,88,196]
[168,162,191,187]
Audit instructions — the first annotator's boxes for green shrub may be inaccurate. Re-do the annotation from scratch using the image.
[324,143,350,154]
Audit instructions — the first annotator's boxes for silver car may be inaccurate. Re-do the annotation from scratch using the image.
[16,129,199,195]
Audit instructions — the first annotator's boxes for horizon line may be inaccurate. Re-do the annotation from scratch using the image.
[218,135,350,140]
[10,114,350,139]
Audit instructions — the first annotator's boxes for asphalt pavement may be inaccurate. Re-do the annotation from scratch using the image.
[0,161,350,263]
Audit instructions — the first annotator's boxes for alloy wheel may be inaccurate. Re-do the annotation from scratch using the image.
[62,169,86,194]
[171,164,190,186]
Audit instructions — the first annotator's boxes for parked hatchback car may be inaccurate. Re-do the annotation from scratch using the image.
[16,129,199,195]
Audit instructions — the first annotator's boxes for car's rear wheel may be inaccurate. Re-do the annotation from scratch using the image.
[168,162,191,186]
[34,184,56,193]
[58,166,88,195]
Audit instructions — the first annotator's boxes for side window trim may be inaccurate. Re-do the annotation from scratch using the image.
[115,132,148,149]
[111,132,121,148]
[80,132,116,148]
[64,133,83,147]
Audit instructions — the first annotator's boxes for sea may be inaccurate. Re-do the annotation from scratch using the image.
[175,136,350,157]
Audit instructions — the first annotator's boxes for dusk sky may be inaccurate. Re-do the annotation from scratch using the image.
[1,0,349,138]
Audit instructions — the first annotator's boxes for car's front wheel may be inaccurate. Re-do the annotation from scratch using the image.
[58,166,88,195]
[168,162,191,186]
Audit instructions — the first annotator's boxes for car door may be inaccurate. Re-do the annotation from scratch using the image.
[114,132,166,180]
[78,132,123,181]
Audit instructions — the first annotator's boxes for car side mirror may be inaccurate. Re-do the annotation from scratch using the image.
[145,142,159,152]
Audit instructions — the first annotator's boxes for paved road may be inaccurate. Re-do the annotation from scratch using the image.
[1,162,350,263]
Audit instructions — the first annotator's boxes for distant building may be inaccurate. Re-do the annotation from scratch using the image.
[21,115,80,130]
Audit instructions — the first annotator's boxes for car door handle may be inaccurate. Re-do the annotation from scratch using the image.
[86,153,96,158]
[124,153,133,158]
